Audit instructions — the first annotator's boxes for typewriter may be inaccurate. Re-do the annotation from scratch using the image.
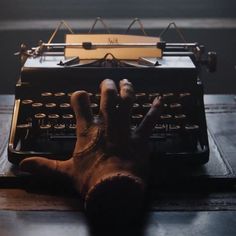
[8,20,216,165]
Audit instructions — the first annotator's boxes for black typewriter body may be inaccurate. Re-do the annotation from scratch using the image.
[8,54,209,165]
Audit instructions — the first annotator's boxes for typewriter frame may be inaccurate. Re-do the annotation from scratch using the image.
[8,52,210,165]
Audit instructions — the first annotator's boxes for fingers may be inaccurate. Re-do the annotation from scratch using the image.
[99,79,118,138]
[134,96,162,140]
[118,79,135,136]
[71,91,93,132]
[119,79,134,119]
[20,157,73,177]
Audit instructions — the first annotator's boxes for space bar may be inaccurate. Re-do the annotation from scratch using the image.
[50,135,77,140]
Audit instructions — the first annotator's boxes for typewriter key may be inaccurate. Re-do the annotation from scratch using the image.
[174,114,186,124]
[45,103,57,113]
[40,124,52,137]
[90,103,99,114]
[41,92,52,97]
[148,93,160,102]
[142,103,152,114]
[22,99,33,106]
[21,99,33,121]
[34,113,46,126]
[160,114,172,122]
[62,114,74,127]
[54,92,66,104]
[16,124,32,143]
[163,93,174,103]
[87,92,94,101]
[170,103,182,114]
[32,102,43,113]
[132,114,143,125]
[185,124,199,131]
[54,123,65,131]
[179,92,191,98]
[68,124,76,133]
[132,103,140,114]
[135,93,146,103]
[95,93,101,103]
[130,125,137,132]
[154,124,166,133]
[48,114,60,125]
[17,123,31,129]
[54,92,65,97]
[67,92,75,102]
[169,125,181,133]
[162,103,169,114]
[179,92,192,106]
[59,103,72,114]
[184,124,199,150]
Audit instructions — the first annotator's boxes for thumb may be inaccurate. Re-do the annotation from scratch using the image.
[20,157,73,178]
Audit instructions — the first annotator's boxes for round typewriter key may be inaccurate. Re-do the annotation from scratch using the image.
[41,92,53,103]
[67,92,74,97]
[67,92,75,102]
[130,125,137,132]
[179,92,191,98]
[94,93,101,103]
[40,124,52,136]
[174,114,186,124]
[22,99,33,105]
[87,92,94,101]
[54,92,65,97]
[154,124,166,133]
[40,124,51,129]
[162,103,169,114]
[132,114,143,125]
[59,103,71,108]
[184,124,199,150]
[34,113,46,127]
[54,124,66,134]
[90,103,99,114]
[45,102,57,113]
[148,92,160,102]
[132,103,140,114]
[163,93,175,104]
[185,124,199,131]
[160,114,172,124]
[169,125,181,132]
[48,114,60,125]
[32,102,43,116]
[34,113,46,119]
[32,102,43,110]
[69,124,76,130]
[16,123,32,142]
[21,99,34,121]
[135,93,146,103]
[170,103,182,114]
[54,92,66,104]
[41,92,52,97]
[45,103,57,108]
[62,114,74,127]
[142,103,152,114]
[17,123,31,129]
[59,103,72,114]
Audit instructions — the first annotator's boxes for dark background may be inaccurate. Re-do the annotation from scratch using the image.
[0,0,235,94]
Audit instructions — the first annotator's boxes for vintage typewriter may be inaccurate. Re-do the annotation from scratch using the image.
[8,19,216,165]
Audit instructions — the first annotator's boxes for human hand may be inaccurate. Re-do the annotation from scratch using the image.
[20,79,162,225]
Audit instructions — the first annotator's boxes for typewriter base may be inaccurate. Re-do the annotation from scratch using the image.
[1,95,236,187]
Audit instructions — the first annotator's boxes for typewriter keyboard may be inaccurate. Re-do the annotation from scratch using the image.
[14,90,203,155]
